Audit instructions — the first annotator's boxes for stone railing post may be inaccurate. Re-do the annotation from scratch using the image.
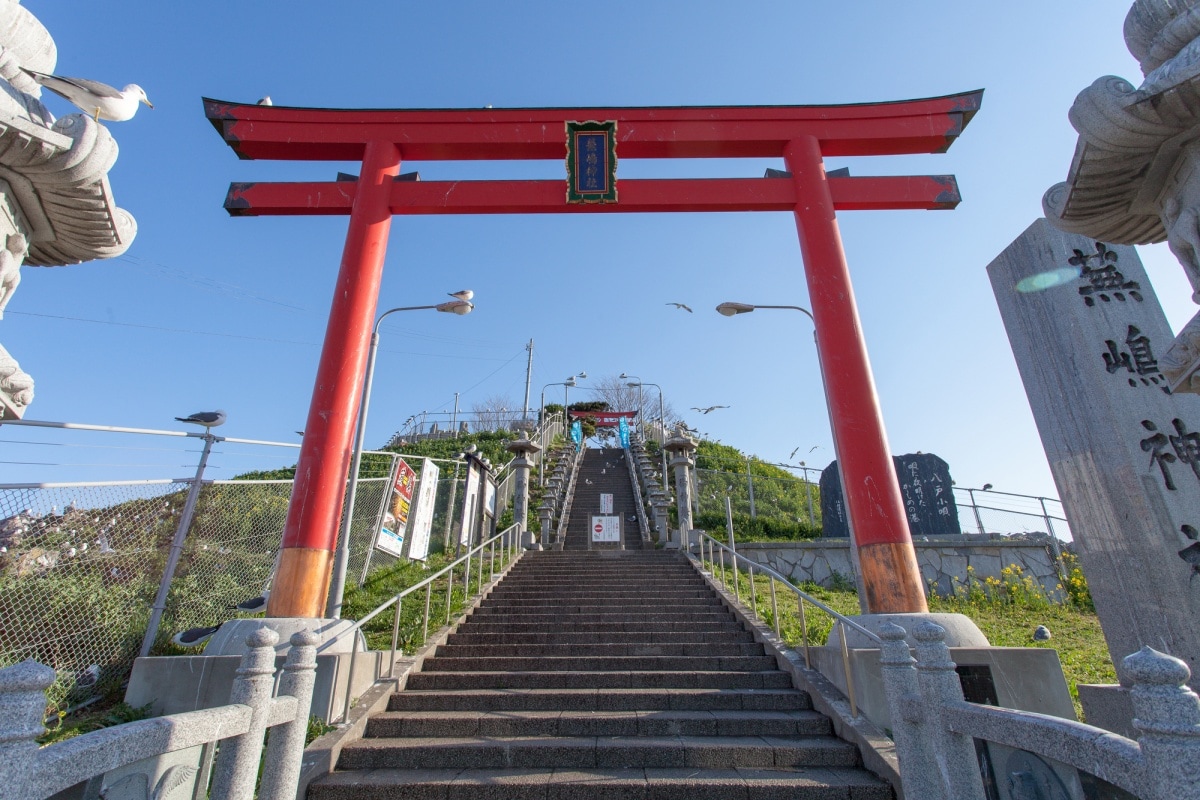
[650,493,669,546]
[913,621,987,800]
[1125,647,1200,800]
[210,628,281,800]
[538,501,554,550]
[0,659,56,800]
[506,438,541,549]
[259,630,320,800]
[877,623,945,800]
[663,434,697,549]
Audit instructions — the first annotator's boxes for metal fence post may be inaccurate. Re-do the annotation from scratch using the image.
[746,456,756,520]
[209,628,280,800]
[259,631,319,800]
[1124,646,1200,800]
[966,488,985,535]
[139,432,217,658]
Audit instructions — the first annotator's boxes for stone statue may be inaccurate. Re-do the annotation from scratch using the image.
[0,232,26,319]
[0,343,33,408]
[1043,0,1200,392]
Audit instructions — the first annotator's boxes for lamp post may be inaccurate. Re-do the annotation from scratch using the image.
[325,295,474,619]
[716,300,925,614]
[626,381,666,488]
[619,372,642,427]
[538,376,578,480]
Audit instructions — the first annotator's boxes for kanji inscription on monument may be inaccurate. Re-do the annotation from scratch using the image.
[988,219,1200,687]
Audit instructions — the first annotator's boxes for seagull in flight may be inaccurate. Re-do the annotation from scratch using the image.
[175,410,226,428]
[666,302,693,313]
[21,69,152,122]
[691,405,729,414]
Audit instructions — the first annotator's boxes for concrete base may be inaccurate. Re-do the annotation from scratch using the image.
[1077,683,1137,738]
[204,616,364,656]
[811,644,1077,731]
[833,612,991,648]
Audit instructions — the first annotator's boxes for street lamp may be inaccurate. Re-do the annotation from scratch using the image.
[538,376,579,480]
[619,373,642,427]
[716,299,867,610]
[326,295,474,618]
[626,380,667,491]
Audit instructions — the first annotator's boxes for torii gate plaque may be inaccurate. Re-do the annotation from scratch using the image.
[205,93,981,618]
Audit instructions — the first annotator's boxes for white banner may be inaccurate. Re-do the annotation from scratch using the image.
[460,463,481,547]
[591,515,620,542]
[599,493,613,514]
[404,458,439,561]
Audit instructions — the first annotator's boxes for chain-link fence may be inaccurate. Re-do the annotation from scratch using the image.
[0,421,472,709]
[689,468,1071,543]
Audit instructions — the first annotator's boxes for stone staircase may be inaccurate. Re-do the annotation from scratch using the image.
[563,447,643,550]
[310,550,892,799]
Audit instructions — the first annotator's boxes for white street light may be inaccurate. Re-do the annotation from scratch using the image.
[627,380,667,492]
[538,376,580,480]
[326,294,474,618]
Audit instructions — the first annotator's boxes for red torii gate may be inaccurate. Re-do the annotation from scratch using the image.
[204,92,981,618]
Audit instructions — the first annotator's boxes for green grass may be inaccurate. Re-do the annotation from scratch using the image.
[701,553,1113,720]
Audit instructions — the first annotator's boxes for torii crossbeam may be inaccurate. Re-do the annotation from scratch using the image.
[205,92,982,618]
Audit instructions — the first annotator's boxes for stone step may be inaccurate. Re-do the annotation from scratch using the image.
[420,655,780,672]
[447,631,756,646]
[387,688,813,713]
[366,709,831,738]
[335,734,861,771]
[309,766,891,800]
[472,603,726,615]
[434,643,766,658]
[405,670,796,691]
[468,609,732,620]
[486,588,712,597]
[457,620,745,633]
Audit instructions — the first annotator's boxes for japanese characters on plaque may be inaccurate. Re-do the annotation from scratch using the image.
[819,453,961,539]
[565,120,617,204]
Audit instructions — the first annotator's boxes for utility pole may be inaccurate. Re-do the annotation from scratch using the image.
[522,339,534,424]
[452,392,460,438]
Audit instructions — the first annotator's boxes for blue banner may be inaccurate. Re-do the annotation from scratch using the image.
[618,416,630,448]
[570,420,582,448]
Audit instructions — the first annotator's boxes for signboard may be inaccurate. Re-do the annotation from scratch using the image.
[600,493,613,514]
[459,461,482,547]
[565,120,618,204]
[820,453,960,538]
[591,515,620,542]
[403,458,439,561]
[570,420,582,448]
[375,458,417,557]
[618,416,630,448]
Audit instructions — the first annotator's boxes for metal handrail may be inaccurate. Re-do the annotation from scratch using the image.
[555,446,585,545]
[624,444,652,544]
[324,523,523,722]
[692,530,880,717]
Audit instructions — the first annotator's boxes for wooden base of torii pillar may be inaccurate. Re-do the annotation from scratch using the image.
[204,93,981,617]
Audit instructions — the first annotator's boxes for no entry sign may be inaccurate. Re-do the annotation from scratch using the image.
[591,515,620,542]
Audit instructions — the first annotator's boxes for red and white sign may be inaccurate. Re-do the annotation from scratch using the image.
[591,515,620,542]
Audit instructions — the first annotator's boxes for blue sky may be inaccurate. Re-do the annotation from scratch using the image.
[3,0,1192,499]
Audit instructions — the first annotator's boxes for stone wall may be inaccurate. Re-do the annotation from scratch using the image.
[731,535,1064,599]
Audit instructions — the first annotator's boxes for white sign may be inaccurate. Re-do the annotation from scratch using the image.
[404,459,439,561]
[591,515,620,542]
[460,464,481,547]
[599,493,613,514]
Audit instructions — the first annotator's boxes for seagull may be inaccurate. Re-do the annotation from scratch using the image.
[256,96,273,106]
[666,302,693,313]
[175,410,226,428]
[231,592,268,613]
[691,405,729,414]
[790,447,801,459]
[449,290,474,302]
[21,69,152,122]
[172,623,222,648]
[75,664,101,689]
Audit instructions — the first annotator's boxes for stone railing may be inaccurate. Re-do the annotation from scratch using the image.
[879,621,1200,800]
[0,628,318,800]
[624,444,652,546]
[555,445,584,546]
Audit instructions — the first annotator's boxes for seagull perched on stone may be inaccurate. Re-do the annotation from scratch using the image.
[21,69,152,122]
[691,405,729,414]
[175,410,226,428]
[666,302,692,313]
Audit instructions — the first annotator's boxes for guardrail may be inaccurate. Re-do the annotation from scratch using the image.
[555,446,584,546]
[0,627,318,800]
[323,523,523,723]
[624,445,652,545]
[693,530,877,716]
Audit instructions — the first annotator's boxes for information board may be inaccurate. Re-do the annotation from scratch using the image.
[375,458,416,557]
[591,515,620,542]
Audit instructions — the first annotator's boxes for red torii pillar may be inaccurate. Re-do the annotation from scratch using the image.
[205,93,981,617]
